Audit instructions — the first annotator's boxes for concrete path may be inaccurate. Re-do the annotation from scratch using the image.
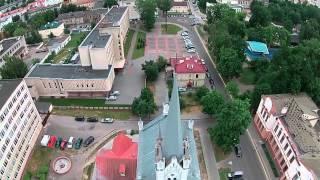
[154,72,168,106]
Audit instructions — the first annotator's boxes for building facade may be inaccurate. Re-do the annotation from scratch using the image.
[169,1,190,14]
[170,56,206,88]
[136,76,201,180]
[0,36,28,68]
[254,94,320,180]
[0,79,43,180]
[38,21,65,39]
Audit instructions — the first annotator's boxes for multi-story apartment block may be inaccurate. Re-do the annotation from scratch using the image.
[0,79,43,180]
[0,36,28,68]
[79,6,129,69]
[56,8,108,30]
[254,94,320,180]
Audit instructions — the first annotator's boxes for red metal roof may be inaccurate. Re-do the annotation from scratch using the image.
[172,1,188,6]
[170,56,206,74]
[95,133,137,180]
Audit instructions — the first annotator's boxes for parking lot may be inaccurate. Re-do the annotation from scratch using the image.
[41,115,138,180]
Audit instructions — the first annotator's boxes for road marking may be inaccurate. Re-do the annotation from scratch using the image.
[247,129,271,180]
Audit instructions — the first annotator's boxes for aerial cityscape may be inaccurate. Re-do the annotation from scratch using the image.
[0,0,319,179]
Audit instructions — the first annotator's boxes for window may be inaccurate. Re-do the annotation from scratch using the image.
[274,124,279,132]
[48,83,52,88]
[287,149,292,157]
[263,110,267,119]
[280,159,285,166]
[280,135,285,143]
[196,74,198,78]
[277,128,282,137]
[60,82,63,89]
[283,165,288,172]
[290,156,295,163]
[284,143,289,150]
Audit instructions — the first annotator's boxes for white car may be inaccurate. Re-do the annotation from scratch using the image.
[227,171,243,179]
[163,103,169,116]
[110,91,120,96]
[181,31,188,36]
[40,135,50,147]
[67,137,74,149]
[187,48,196,53]
[201,59,205,64]
[100,118,114,123]
[106,95,117,101]
[178,87,187,92]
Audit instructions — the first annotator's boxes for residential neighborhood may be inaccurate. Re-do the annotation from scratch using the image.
[0,0,319,179]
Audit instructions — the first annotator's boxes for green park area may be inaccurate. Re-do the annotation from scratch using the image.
[39,98,131,107]
[161,24,182,35]
[52,109,132,120]
[132,31,146,59]
[124,29,135,57]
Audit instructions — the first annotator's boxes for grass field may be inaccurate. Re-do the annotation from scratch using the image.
[124,29,135,57]
[239,67,256,85]
[39,98,131,107]
[161,24,182,34]
[52,109,132,120]
[132,31,146,59]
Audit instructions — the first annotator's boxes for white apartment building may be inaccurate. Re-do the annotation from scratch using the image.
[254,94,320,180]
[0,36,28,68]
[0,79,43,180]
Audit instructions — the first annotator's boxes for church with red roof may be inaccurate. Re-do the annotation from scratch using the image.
[169,56,206,88]
[95,133,138,180]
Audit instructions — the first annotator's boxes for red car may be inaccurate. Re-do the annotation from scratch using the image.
[47,136,57,148]
[60,140,67,150]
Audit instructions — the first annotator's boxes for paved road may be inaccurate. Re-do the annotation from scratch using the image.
[157,17,270,180]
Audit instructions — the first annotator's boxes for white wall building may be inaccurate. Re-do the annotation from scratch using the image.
[38,21,65,39]
[0,36,28,68]
[44,0,63,7]
[0,79,43,180]
[254,94,320,180]
[0,17,12,31]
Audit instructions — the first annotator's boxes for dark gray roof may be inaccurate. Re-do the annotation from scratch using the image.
[81,30,111,48]
[0,37,20,56]
[56,8,108,20]
[136,76,200,180]
[0,79,22,109]
[27,64,112,79]
[106,6,127,24]
[35,101,52,114]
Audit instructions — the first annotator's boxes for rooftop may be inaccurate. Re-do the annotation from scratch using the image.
[0,36,22,56]
[39,21,62,30]
[170,56,206,73]
[172,1,188,6]
[0,79,22,109]
[99,6,127,28]
[47,35,70,46]
[246,41,269,54]
[27,63,112,79]
[80,30,111,48]
[56,8,108,20]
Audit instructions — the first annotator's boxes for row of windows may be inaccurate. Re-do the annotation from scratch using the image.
[0,42,22,62]
[273,123,295,165]
[42,81,98,89]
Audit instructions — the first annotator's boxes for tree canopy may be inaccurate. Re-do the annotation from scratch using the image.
[104,0,118,8]
[132,88,157,118]
[0,57,28,79]
[59,4,87,14]
[136,0,156,30]
[142,60,159,81]
[201,90,225,116]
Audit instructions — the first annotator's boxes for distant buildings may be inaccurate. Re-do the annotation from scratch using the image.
[25,6,129,98]
[169,56,206,88]
[0,36,28,68]
[47,35,71,54]
[65,0,95,8]
[0,79,43,180]
[136,76,201,179]
[292,0,320,7]
[169,0,190,14]
[38,21,65,39]
[95,133,137,180]
[118,0,140,20]
[56,8,108,31]
[254,94,320,180]
[0,16,12,31]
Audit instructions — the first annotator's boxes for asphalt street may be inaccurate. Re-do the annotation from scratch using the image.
[157,16,269,180]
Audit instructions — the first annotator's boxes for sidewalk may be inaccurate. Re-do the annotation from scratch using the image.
[247,124,277,180]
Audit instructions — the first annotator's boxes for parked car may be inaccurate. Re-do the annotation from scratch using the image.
[75,116,85,121]
[83,136,95,147]
[55,137,63,148]
[100,118,114,123]
[227,171,244,180]
[47,136,57,148]
[209,78,214,85]
[186,44,195,49]
[74,138,83,149]
[187,48,196,53]
[182,35,190,40]
[67,137,75,149]
[110,91,120,96]
[106,95,117,101]
[234,144,242,158]
[178,87,187,92]
[206,72,211,78]
[87,117,98,122]
[60,140,67,150]
[181,31,188,36]
[201,59,205,64]
[40,135,50,147]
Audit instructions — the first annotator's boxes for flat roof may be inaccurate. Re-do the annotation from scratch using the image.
[27,64,112,79]
[39,21,62,30]
[81,30,111,48]
[57,8,108,20]
[99,6,127,28]
[246,41,269,54]
[0,37,21,56]
[0,79,22,109]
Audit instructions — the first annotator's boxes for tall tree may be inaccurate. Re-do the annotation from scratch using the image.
[157,0,172,31]
[137,0,156,30]
[211,99,251,151]
[217,47,243,79]
[131,88,157,119]
[0,57,28,79]
[249,0,271,27]
[201,91,225,116]
[142,60,159,81]
[226,81,239,98]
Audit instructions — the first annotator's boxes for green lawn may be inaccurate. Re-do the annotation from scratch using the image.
[239,67,256,85]
[39,98,131,107]
[52,32,87,64]
[161,24,182,34]
[212,142,231,162]
[219,168,231,180]
[124,29,135,57]
[132,31,146,59]
[262,143,280,177]
[52,109,132,120]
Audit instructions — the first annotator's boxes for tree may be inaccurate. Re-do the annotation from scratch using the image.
[59,4,87,14]
[201,91,225,115]
[104,0,117,8]
[48,32,55,39]
[0,57,28,79]
[156,56,167,72]
[157,0,172,31]
[226,81,239,98]
[137,0,156,30]
[251,83,272,110]
[64,28,70,34]
[308,78,320,104]
[13,27,27,36]
[131,88,157,119]
[195,86,209,99]
[249,0,271,27]
[142,60,159,81]
[12,15,20,22]
[210,99,251,151]
[217,47,243,79]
